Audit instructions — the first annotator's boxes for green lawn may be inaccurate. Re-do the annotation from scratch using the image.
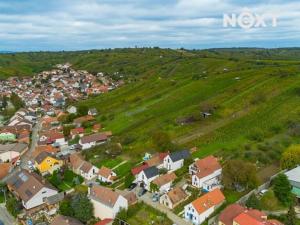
[114,162,133,177]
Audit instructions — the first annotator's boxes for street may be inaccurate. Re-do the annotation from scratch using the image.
[139,192,191,225]
[0,204,15,225]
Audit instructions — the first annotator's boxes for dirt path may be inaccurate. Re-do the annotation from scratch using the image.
[173,109,249,145]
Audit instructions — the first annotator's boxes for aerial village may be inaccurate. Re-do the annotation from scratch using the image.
[0,64,298,225]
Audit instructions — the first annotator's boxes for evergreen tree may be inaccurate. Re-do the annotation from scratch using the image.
[273,174,292,206]
[245,193,261,210]
[286,199,296,225]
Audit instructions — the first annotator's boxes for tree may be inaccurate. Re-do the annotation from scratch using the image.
[71,193,94,223]
[150,182,159,193]
[59,199,74,217]
[272,174,292,206]
[222,159,259,191]
[10,93,24,110]
[280,145,300,169]
[151,131,174,152]
[63,126,72,138]
[78,105,88,116]
[6,196,22,217]
[286,198,296,225]
[124,173,135,188]
[245,193,261,210]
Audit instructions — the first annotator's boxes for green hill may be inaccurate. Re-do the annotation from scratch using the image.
[2,48,300,169]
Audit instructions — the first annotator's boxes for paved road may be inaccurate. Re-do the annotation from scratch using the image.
[0,204,15,225]
[139,192,191,225]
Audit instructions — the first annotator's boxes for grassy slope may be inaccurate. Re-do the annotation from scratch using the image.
[1,48,300,164]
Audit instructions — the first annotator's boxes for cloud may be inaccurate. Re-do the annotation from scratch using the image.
[0,0,299,51]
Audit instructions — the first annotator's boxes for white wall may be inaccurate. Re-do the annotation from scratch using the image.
[92,196,128,219]
[23,187,58,210]
[163,156,184,171]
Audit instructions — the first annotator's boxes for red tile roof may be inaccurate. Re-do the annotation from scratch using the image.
[191,188,225,214]
[194,155,221,179]
[234,212,263,225]
[219,204,245,225]
[131,163,149,175]
[94,219,113,225]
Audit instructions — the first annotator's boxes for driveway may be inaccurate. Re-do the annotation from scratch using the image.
[139,192,191,225]
[0,204,15,225]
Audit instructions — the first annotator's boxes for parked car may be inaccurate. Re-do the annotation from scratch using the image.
[128,183,137,191]
[16,160,21,166]
[259,189,268,196]
[152,193,160,202]
[138,188,147,197]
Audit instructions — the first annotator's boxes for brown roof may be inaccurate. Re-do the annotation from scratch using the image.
[73,115,94,124]
[152,173,177,187]
[80,161,93,173]
[80,133,107,144]
[98,166,113,178]
[90,185,121,207]
[0,163,11,180]
[166,187,187,205]
[7,170,56,203]
[34,151,58,164]
[219,204,245,225]
[69,153,84,170]
[51,215,84,225]
[123,192,137,206]
[194,155,221,179]
[146,154,163,167]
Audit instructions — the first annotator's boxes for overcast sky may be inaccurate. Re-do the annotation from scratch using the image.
[0,0,300,51]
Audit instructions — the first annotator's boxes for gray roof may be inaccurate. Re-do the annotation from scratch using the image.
[169,150,190,162]
[285,166,300,183]
[143,166,159,179]
[0,143,28,154]
[35,151,57,164]
[45,192,64,205]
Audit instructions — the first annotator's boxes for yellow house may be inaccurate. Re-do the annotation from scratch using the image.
[34,151,63,175]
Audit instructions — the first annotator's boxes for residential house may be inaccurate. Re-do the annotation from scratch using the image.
[70,127,85,139]
[218,203,283,225]
[79,133,108,150]
[184,188,225,225]
[73,115,94,127]
[7,170,58,210]
[69,153,99,180]
[51,215,83,225]
[160,187,188,209]
[285,165,300,201]
[0,132,16,141]
[190,155,222,191]
[88,108,98,116]
[66,106,77,114]
[131,163,149,180]
[163,150,190,171]
[145,152,168,169]
[136,166,159,190]
[38,131,66,147]
[98,166,117,183]
[34,151,63,175]
[89,185,128,220]
[0,143,28,163]
[152,172,177,193]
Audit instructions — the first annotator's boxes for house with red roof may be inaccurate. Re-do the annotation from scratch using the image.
[189,155,222,191]
[218,203,283,225]
[184,188,225,225]
[70,127,85,139]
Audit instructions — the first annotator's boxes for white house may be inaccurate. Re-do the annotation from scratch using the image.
[98,166,117,183]
[189,155,222,191]
[163,150,190,171]
[89,185,128,220]
[79,133,108,150]
[69,153,99,180]
[7,170,58,210]
[184,188,225,225]
[0,143,28,162]
[67,106,77,114]
[152,172,177,193]
[136,166,159,190]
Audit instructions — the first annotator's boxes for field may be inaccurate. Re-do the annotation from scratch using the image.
[2,48,300,173]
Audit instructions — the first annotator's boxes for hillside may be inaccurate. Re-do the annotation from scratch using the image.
[2,48,300,170]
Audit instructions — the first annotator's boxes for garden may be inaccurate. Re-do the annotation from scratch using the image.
[46,168,84,191]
